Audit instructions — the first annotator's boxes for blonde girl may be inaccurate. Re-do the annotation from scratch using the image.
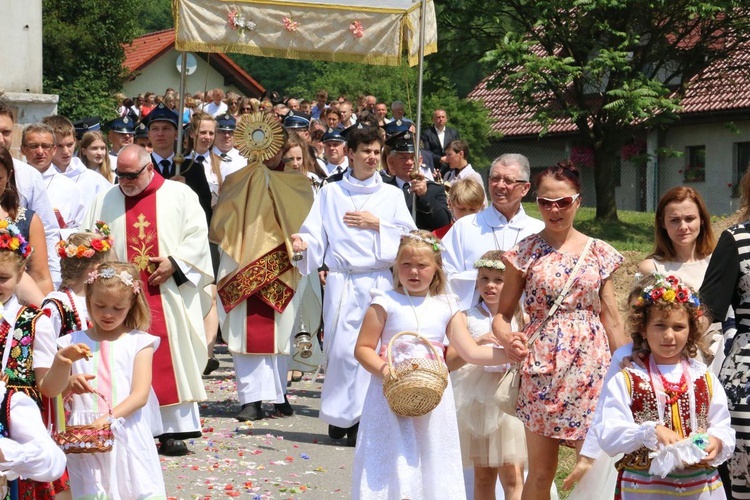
[448,250,527,500]
[40,262,166,499]
[43,223,114,337]
[352,230,516,499]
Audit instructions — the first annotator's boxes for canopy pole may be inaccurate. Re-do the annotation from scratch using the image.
[411,0,428,222]
[175,51,188,176]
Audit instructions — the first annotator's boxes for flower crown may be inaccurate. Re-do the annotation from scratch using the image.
[86,267,141,295]
[473,259,505,271]
[635,274,700,308]
[57,221,113,259]
[0,221,31,259]
[401,232,445,252]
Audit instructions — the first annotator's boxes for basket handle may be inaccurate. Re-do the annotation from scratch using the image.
[64,389,114,417]
[385,331,444,379]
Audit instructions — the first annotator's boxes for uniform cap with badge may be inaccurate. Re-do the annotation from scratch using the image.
[381,118,413,138]
[134,121,149,139]
[216,113,237,131]
[144,102,179,128]
[385,130,416,154]
[321,127,346,143]
[73,117,101,140]
[283,111,311,130]
[107,116,135,135]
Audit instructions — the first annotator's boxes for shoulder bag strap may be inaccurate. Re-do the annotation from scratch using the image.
[526,238,594,346]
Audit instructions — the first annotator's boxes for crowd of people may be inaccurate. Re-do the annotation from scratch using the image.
[0,84,748,500]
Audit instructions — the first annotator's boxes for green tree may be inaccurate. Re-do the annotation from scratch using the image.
[133,0,173,34]
[483,0,750,220]
[43,0,140,119]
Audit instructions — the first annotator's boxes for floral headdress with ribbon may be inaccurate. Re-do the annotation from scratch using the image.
[0,220,32,259]
[86,266,141,295]
[401,231,445,252]
[57,221,113,259]
[635,274,701,309]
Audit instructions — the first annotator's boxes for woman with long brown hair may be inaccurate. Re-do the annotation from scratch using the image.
[78,131,114,183]
[281,132,327,193]
[638,186,716,290]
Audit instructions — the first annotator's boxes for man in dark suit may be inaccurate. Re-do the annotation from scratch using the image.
[421,109,460,166]
[146,102,213,226]
[385,130,451,231]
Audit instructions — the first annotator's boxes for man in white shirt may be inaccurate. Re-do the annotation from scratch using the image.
[211,113,246,175]
[321,128,349,178]
[0,101,61,285]
[338,101,357,128]
[442,153,545,309]
[42,115,112,211]
[20,123,85,240]
[202,88,229,118]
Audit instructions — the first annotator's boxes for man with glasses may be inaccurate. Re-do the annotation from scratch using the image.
[442,153,544,308]
[0,101,61,286]
[20,123,85,241]
[84,144,213,457]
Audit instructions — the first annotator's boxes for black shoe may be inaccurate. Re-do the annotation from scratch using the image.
[291,370,303,382]
[159,438,189,456]
[328,424,347,440]
[236,401,264,422]
[274,395,294,416]
[203,357,220,376]
[346,423,359,447]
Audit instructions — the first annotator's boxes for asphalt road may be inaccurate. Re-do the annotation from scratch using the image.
[161,346,355,499]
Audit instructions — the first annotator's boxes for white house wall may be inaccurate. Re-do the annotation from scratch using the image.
[123,49,243,99]
[658,120,750,216]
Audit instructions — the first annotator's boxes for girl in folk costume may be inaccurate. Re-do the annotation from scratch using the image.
[39,262,166,499]
[352,231,516,500]
[43,222,114,338]
[447,250,527,500]
[0,222,66,498]
[593,275,735,499]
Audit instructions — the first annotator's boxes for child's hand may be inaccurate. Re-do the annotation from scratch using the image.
[701,435,723,463]
[91,415,110,427]
[620,350,648,370]
[655,425,681,446]
[67,374,96,395]
[561,455,595,490]
[475,333,500,346]
[56,343,92,365]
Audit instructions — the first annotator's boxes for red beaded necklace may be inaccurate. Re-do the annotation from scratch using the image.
[63,288,91,331]
[650,358,688,405]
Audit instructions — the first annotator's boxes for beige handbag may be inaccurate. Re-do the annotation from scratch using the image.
[495,238,593,415]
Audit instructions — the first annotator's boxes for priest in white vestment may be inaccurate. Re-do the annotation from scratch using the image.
[292,126,416,446]
[84,145,212,456]
[442,154,544,309]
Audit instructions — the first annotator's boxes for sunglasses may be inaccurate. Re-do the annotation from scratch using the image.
[115,163,149,180]
[536,193,580,210]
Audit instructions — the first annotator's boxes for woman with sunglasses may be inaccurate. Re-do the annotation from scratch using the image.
[493,160,626,500]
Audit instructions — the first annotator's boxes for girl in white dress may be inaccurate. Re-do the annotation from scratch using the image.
[449,250,527,500]
[40,262,166,499]
[592,275,734,499]
[352,230,517,500]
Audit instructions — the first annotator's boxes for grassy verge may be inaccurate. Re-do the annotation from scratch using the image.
[522,203,655,254]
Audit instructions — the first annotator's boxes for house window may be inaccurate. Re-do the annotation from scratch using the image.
[684,146,705,183]
[735,142,750,198]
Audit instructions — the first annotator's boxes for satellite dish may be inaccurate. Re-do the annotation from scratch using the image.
[176,53,198,76]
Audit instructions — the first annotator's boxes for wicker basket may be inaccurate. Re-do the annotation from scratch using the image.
[382,331,449,417]
[53,390,114,455]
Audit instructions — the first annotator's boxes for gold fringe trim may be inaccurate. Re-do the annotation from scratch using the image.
[217,0,409,15]
[174,39,428,66]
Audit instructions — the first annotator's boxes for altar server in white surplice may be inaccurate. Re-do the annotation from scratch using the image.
[83,144,212,457]
[292,126,415,446]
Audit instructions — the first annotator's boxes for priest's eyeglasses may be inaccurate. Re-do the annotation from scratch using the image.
[536,194,580,210]
[115,163,149,180]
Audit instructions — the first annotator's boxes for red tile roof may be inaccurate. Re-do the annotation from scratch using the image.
[123,29,265,97]
[469,40,750,138]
